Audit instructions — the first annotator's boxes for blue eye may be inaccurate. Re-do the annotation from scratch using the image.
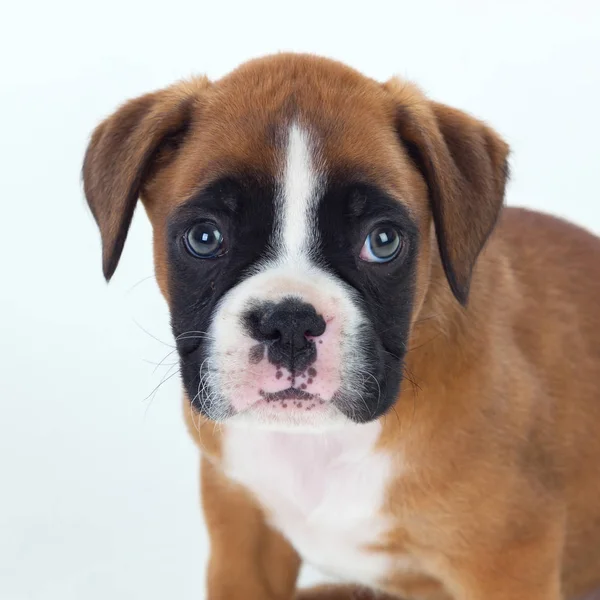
[184,222,226,258]
[360,226,402,263]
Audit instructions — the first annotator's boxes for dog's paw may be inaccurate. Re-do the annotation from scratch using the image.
[295,585,395,600]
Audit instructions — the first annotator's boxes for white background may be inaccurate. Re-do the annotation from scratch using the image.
[1,1,599,598]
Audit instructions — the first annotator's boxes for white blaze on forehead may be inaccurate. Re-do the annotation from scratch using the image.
[278,123,322,261]
[205,122,370,429]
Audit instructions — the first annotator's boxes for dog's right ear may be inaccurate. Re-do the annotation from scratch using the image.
[82,79,209,280]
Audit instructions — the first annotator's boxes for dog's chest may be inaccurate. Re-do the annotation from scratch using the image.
[222,422,400,585]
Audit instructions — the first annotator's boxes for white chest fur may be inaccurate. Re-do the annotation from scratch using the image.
[222,421,397,586]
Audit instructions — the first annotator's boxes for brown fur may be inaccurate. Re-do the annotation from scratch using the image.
[83,53,600,599]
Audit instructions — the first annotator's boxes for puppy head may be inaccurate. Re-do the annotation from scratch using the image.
[83,54,509,430]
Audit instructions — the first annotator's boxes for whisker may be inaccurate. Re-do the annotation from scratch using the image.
[402,364,422,392]
[142,364,181,405]
[133,319,175,348]
[412,313,441,326]
[175,330,216,342]
[148,349,180,374]
[173,336,216,347]
[362,370,381,418]
[126,274,157,294]
[407,332,443,354]
[142,358,179,368]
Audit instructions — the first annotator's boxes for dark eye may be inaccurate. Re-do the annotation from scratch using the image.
[184,222,226,258]
[360,226,402,263]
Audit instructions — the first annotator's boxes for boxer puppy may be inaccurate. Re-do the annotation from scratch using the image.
[83,53,600,600]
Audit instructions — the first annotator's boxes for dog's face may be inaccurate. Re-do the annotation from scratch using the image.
[167,129,421,428]
[83,54,508,430]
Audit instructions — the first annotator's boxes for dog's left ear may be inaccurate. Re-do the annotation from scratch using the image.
[385,79,510,305]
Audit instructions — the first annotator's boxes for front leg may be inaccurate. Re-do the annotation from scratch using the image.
[449,528,563,600]
[202,456,301,600]
[456,567,562,600]
[296,585,399,599]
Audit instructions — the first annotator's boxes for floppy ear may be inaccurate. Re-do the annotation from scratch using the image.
[385,79,510,305]
[82,80,208,280]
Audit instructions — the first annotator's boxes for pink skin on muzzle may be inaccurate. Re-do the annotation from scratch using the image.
[229,315,342,414]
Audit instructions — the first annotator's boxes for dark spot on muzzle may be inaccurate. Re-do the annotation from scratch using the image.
[249,343,265,364]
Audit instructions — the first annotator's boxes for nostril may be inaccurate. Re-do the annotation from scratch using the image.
[305,316,326,338]
[257,321,281,341]
[304,327,323,338]
[262,328,281,342]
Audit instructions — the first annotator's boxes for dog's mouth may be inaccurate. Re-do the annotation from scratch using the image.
[259,387,322,403]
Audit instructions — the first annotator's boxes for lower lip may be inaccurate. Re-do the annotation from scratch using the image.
[252,397,328,413]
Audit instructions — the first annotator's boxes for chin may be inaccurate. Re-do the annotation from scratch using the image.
[226,401,351,433]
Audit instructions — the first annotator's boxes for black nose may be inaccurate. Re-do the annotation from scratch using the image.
[246,298,326,374]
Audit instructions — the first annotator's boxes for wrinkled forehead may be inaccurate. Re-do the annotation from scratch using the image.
[158,64,427,221]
